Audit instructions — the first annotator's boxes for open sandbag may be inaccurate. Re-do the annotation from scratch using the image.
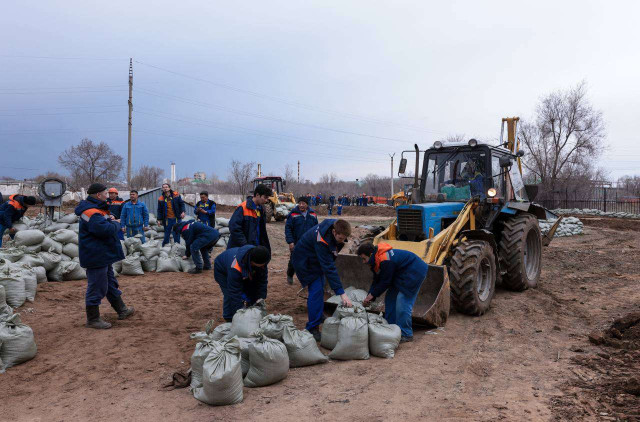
[17,253,45,269]
[344,286,368,303]
[33,266,47,284]
[320,317,340,350]
[121,256,144,276]
[62,243,79,259]
[0,313,37,370]
[258,314,295,341]
[40,237,63,254]
[0,248,25,263]
[333,303,368,320]
[141,256,157,272]
[39,250,62,271]
[369,317,401,359]
[193,337,243,406]
[231,300,267,338]
[50,229,78,245]
[283,326,328,367]
[190,337,218,390]
[155,256,180,272]
[43,222,69,234]
[329,316,370,360]
[0,266,26,308]
[243,334,289,388]
[140,240,160,260]
[13,230,45,247]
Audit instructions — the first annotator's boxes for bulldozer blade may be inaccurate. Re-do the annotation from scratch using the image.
[332,254,450,327]
[542,216,563,246]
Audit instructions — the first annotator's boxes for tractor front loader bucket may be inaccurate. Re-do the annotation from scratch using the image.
[332,254,450,327]
[542,216,563,246]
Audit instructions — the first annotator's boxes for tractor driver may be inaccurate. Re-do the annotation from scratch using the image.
[459,158,485,196]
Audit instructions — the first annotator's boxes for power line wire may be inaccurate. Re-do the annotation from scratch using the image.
[0,85,125,91]
[0,55,126,61]
[0,89,127,95]
[0,105,123,112]
[0,110,124,117]
[134,60,445,134]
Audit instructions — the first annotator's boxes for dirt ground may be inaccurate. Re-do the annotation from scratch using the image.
[1,214,639,421]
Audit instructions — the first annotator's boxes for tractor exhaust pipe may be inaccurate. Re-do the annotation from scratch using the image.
[412,143,420,204]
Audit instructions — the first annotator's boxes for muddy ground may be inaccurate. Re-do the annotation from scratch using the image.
[1,214,638,421]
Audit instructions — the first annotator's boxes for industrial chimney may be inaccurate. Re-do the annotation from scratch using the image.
[170,162,176,183]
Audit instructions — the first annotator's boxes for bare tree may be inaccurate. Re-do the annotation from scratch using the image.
[229,160,255,200]
[520,82,606,194]
[58,138,124,189]
[364,173,384,196]
[130,165,164,190]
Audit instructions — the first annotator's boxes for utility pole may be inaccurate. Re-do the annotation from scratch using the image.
[297,160,300,183]
[389,153,395,197]
[127,58,133,187]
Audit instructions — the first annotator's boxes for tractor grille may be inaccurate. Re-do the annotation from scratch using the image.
[397,208,423,240]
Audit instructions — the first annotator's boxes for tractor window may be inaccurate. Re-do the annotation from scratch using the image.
[424,151,487,201]
[492,156,503,196]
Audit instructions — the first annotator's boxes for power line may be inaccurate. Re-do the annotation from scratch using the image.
[0,55,126,61]
[0,104,122,112]
[0,85,125,91]
[0,89,127,95]
[0,110,124,117]
[134,87,416,145]
[0,128,125,134]
[134,60,445,134]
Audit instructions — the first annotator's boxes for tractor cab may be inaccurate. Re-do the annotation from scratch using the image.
[253,176,285,194]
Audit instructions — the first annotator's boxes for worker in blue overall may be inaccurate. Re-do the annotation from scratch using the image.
[173,220,221,274]
[195,191,216,226]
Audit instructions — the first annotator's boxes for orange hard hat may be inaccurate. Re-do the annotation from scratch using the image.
[108,188,119,194]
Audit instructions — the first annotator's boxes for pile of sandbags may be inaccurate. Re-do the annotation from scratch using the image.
[538,216,584,237]
[189,301,328,407]
[553,208,640,219]
[214,217,231,248]
[274,202,295,220]
[0,287,37,373]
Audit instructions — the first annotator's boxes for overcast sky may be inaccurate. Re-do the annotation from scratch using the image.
[1,1,638,184]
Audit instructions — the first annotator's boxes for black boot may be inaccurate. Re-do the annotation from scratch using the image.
[110,296,135,320]
[86,305,112,329]
[188,268,203,274]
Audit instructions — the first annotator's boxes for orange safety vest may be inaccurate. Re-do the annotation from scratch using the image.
[374,243,394,273]
[239,201,259,219]
[7,194,24,210]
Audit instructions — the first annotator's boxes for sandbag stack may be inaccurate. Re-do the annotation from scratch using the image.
[0,289,37,373]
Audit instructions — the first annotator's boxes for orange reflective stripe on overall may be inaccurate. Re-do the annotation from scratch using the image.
[7,194,24,210]
[81,208,109,222]
[240,201,257,218]
[374,243,393,273]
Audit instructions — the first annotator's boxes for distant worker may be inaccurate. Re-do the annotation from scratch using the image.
[195,191,216,226]
[227,184,272,251]
[120,190,150,243]
[0,194,36,247]
[107,188,125,240]
[362,193,368,207]
[284,196,318,285]
[213,245,270,322]
[328,195,335,215]
[173,221,221,274]
[75,183,134,329]
[291,219,353,341]
[336,195,343,216]
[157,183,185,246]
[356,242,428,343]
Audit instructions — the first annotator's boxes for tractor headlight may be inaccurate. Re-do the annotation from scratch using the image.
[468,138,478,147]
[433,141,443,149]
[487,188,497,197]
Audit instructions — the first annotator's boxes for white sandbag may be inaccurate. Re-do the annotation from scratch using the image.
[17,253,45,268]
[344,286,368,303]
[215,217,230,227]
[210,322,233,341]
[61,262,86,281]
[43,222,69,234]
[180,257,197,273]
[141,256,157,272]
[170,243,186,257]
[333,303,368,320]
[33,266,47,284]
[58,213,78,224]
[146,229,158,239]
[50,229,78,245]
[148,214,157,225]
[320,317,340,350]
[46,263,64,282]
[23,244,41,254]
[11,223,28,232]
[13,230,45,247]
[217,227,230,235]
[258,314,295,341]
[283,326,329,368]
[140,240,160,260]
[190,337,218,390]
[39,250,62,271]
[0,284,5,307]
[120,240,127,257]
[0,266,26,308]
[40,237,63,254]
[112,261,122,273]
[124,237,142,255]
[369,318,401,359]
[231,300,267,338]
[155,257,180,272]
[60,254,71,262]
[68,223,79,232]
[329,316,370,360]
[121,257,144,276]
[62,243,79,259]
[0,314,37,370]
[18,267,37,302]
[0,248,25,263]
[243,334,289,388]
[193,337,243,406]
[215,238,226,247]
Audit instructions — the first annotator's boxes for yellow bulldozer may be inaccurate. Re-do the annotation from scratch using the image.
[334,117,562,327]
[252,176,296,222]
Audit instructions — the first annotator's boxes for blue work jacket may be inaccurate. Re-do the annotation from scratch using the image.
[367,243,428,299]
[157,191,185,223]
[227,196,270,251]
[195,199,216,225]
[75,196,125,269]
[120,201,149,228]
[284,206,318,245]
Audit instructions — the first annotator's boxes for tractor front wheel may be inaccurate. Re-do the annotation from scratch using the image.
[498,214,542,291]
[449,240,496,316]
[263,202,274,223]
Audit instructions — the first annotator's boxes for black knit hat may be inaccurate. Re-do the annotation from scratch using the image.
[87,183,107,195]
[23,196,36,206]
[249,246,271,265]
[297,196,309,205]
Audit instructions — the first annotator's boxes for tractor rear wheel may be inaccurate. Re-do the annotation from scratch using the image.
[498,214,542,291]
[263,202,274,223]
[449,240,496,316]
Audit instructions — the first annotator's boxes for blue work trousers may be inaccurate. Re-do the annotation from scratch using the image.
[304,276,325,331]
[190,237,215,270]
[126,225,146,243]
[85,265,122,307]
[162,218,181,246]
[384,284,421,338]
[213,263,246,321]
[337,205,343,215]
[328,204,333,215]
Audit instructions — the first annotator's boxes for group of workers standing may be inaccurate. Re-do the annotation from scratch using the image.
[2,183,426,344]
